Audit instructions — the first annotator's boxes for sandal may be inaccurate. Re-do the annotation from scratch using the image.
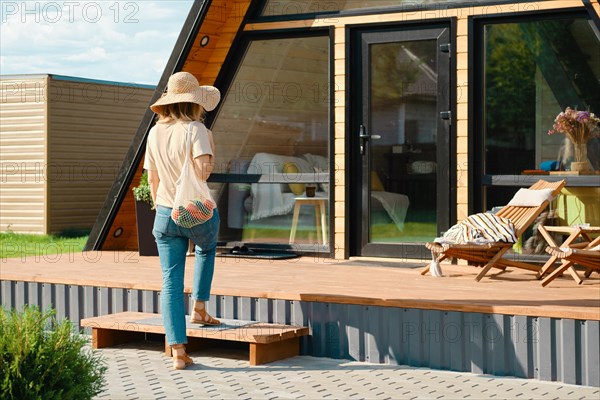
[190,301,220,326]
[171,344,193,370]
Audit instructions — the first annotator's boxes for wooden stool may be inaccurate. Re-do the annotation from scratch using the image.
[289,197,328,245]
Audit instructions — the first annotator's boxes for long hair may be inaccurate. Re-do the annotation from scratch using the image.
[154,102,205,123]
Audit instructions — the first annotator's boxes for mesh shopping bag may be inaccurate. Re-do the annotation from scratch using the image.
[171,123,216,228]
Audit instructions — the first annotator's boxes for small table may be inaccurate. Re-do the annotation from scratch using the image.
[537,225,600,285]
[289,197,328,245]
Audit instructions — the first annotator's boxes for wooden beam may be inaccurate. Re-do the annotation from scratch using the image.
[249,338,300,366]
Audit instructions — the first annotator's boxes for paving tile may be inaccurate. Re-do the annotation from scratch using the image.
[92,341,599,399]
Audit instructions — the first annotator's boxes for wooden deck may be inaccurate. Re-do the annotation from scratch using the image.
[1,251,599,321]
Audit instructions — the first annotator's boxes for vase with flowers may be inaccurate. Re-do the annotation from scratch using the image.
[548,107,600,173]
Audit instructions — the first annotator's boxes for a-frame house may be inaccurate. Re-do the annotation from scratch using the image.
[86,0,600,260]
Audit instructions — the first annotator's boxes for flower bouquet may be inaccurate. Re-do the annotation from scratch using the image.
[548,107,600,172]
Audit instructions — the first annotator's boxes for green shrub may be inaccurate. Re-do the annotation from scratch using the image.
[0,306,107,400]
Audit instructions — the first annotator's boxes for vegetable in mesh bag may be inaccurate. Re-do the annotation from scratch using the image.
[171,196,215,228]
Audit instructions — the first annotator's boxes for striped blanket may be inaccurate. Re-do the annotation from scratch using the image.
[429,213,516,277]
[435,212,517,246]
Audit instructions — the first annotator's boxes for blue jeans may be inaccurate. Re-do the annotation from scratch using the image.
[152,205,220,345]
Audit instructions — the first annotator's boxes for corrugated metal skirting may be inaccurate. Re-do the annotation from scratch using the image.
[1,280,598,387]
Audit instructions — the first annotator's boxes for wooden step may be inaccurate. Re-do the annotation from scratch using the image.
[81,312,309,365]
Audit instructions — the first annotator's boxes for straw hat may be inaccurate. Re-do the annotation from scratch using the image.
[150,72,221,113]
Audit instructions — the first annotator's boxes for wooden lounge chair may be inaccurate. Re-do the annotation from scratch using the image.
[541,236,600,287]
[421,179,566,281]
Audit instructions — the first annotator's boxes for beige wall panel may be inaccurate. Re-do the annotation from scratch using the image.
[334,138,345,153]
[456,69,468,89]
[457,166,469,188]
[333,233,346,258]
[334,26,345,41]
[456,35,468,54]
[334,184,345,200]
[0,76,47,233]
[334,90,345,107]
[334,75,346,92]
[334,217,345,233]
[456,18,468,36]
[334,154,345,169]
[334,59,345,76]
[457,153,469,171]
[47,78,153,234]
[334,107,345,123]
[457,187,468,204]
[333,167,345,186]
[456,84,468,106]
[456,102,468,121]
[457,136,468,155]
[457,204,469,221]
[456,120,468,136]
[334,201,345,216]
[334,123,345,139]
[456,51,468,71]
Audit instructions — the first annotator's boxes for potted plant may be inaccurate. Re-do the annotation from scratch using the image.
[133,170,158,256]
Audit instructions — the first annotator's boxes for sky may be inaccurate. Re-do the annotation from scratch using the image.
[0,0,195,85]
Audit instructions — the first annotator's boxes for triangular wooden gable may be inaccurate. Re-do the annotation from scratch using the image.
[85,0,254,251]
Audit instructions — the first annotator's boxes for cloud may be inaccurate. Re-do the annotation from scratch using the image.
[66,47,107,62]
[0,1,194,85]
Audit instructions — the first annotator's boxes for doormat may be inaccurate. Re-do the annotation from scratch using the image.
[219,252,299,260]
[219,245,299,260]
[131,316,257,332]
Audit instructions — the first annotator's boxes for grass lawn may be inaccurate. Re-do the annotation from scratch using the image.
[0,232,88,259]
[371,222,437,243]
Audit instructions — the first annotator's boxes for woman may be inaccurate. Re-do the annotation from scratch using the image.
[143,72,221,370]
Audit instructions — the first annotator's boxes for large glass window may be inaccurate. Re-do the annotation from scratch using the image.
[481,15,600,209]
[210,35,330,247]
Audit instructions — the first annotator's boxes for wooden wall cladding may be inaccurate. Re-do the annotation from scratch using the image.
[184,0,252,84]
[101,159,143,251]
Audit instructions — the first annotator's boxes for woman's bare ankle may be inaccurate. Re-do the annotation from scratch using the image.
[171,344,186,355]
[190,300,220,325]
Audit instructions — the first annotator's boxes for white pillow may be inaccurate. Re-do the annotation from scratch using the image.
[506,188,555,207]
[314,167,329,193]
[303,153,328,171]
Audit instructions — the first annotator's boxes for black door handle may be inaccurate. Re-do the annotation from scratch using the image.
[359,125,381,155]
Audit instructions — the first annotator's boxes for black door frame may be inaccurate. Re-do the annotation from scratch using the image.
[348,20,457,259]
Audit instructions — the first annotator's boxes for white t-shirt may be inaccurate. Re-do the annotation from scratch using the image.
[143,120,213,208]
